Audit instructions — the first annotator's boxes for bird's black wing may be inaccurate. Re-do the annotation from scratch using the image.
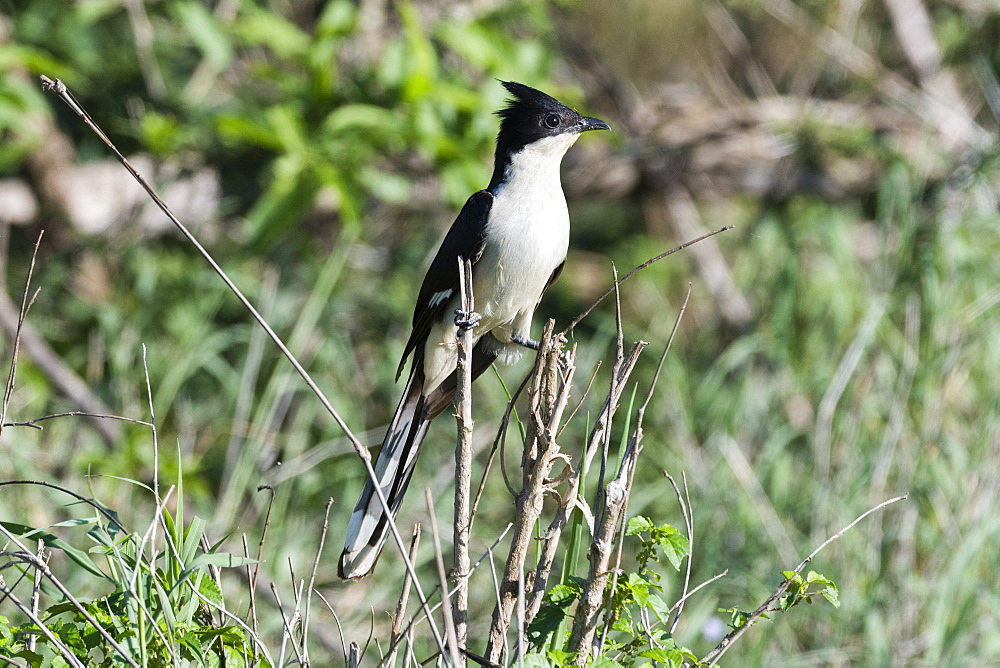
[397,189,494,378]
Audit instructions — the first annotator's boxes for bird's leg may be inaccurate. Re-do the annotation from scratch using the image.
[454,308,482,331]
[512,332,569,352]
[511,334,541,351]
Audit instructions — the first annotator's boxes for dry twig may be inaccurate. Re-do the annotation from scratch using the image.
[452,256,475,648]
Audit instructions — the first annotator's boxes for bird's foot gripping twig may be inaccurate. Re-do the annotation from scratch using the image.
[513,332,572,366]
[454,308,482,331]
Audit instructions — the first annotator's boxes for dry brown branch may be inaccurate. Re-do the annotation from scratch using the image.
[0,239,121,445]
[484,322,577,662]
[0,231,41,430]
[452,256,475,648]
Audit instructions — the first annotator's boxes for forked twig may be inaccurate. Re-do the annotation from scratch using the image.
[0,231,43,432]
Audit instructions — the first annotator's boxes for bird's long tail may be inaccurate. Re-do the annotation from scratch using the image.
[338,337,500,579]
[339,364,431,580]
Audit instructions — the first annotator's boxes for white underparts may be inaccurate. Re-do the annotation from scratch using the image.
[421,132,579,393]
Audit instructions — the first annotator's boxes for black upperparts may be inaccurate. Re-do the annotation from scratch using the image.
[489,81,609,188]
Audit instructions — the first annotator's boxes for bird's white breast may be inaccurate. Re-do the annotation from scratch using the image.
[422,133,579,392]
[473,133,577,334]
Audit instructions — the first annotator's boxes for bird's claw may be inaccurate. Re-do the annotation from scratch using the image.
[454,308,482,331]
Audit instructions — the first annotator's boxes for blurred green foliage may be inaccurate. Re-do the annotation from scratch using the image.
[1,0,1000,665]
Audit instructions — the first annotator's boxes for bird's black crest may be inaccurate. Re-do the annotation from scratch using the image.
[490,81,582,188]
[496,81,569,122]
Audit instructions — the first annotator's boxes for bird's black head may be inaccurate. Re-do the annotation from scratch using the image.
[490,81,610,189]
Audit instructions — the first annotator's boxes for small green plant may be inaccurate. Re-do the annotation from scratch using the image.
[525,515,696,667]
[718,567,840,633]
[0,478,264,667]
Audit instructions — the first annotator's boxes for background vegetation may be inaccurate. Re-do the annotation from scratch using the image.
[1,0,999,664]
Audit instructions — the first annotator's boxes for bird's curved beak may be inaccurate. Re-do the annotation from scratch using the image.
[578,116,611,133]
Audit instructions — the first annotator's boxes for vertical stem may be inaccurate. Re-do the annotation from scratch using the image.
[453,257,475,649]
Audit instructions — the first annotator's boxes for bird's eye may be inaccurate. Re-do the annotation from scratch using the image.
[544,114,561,129]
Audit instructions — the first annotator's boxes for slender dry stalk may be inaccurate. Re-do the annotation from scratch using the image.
[0,231,43,432]
[385,524,421,668]
[271,582,304,667]
[453,256,475,648]
[666,472,694,635]
[561,225,733,337]
[302,497,335,665]
[38,75,363,453]
[425,489,462,667]
[27,540,44,655]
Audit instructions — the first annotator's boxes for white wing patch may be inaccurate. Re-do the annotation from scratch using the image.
[428,289,453,308]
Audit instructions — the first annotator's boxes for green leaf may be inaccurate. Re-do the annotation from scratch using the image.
[235,6,310,58]
[0,523,108,580]
[638,648,684,667]
[323,104,398,134]
[12,649,43,667]
[180,516,207,564]
[521,651,554,667]
[546,649,575,666]
[646,593,673,624]
[626,515,654,535]
[658,531,691,571]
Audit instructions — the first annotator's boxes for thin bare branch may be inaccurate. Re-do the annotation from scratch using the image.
[302,497,335,664]
[386,524,421,668]
[561,225,733,336]
[453,256,475,648]
[38,75,430,640]
[1,231,43,432]
[425,489,462,667]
